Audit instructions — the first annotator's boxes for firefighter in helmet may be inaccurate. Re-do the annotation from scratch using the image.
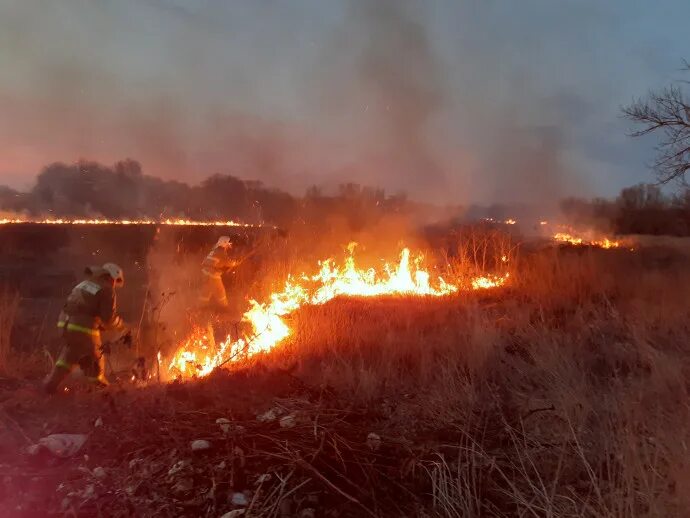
[199,236,237,309]
[43,263,127,393]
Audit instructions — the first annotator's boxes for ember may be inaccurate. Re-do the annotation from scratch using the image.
[167,243,510,378]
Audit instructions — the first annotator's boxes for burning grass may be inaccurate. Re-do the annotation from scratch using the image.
[1,241,689,516]
[553,231,621,249]
[166,242,511,379]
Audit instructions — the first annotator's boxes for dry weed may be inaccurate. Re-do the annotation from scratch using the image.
[0,286,19,373]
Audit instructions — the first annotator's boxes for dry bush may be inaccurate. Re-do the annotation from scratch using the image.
[0,287,20,374]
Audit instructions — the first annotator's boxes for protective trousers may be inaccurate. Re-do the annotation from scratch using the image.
[199,273,228,308]
[43,329,107,393]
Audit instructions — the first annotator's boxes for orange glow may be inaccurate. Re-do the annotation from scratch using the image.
[553,231,620,249]
[471,273,510,289]
[167,244,511,378]
[0,217,260,227]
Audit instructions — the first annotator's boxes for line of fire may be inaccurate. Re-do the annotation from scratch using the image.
[0,217,623,386]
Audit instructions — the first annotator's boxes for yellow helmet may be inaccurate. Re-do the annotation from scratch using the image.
[102,263,124,286]
[216,236,232,249]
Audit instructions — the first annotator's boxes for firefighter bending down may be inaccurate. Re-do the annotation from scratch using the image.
[199,236,238,309]
[43,263,127,393]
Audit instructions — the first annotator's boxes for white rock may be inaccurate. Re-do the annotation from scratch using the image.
[37,434,88,458]
[190,439,211,452]
[255,473,272,484]
[279,414,296,429]
[82,484,95,499]
[92,467,107,480]
[257,408,282,422]
[216,418,231,434]
[366,432,382,451]
[94,417,103,428]
[26,444,42,456]
[168,460,190,477]
[220,510,246,518]
[231,492,248,506]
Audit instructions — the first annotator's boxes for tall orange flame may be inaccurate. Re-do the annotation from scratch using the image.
[167,244,510,378]
[553,232,620,249]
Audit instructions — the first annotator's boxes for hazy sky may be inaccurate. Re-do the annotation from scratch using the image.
[1,0,688,203]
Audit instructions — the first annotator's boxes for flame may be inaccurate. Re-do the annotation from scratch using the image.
[471,273,510,289]
[481,217,517,225]
[167,244,511,379]
[553,231,620,249]
[0,217,260,227]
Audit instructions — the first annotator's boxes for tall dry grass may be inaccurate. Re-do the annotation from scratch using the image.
[0,287,20,374]
[255,242,690,517]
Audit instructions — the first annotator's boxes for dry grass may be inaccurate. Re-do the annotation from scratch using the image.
[252,244,690,517]
[3,231,689,516]
[0,287,19,374]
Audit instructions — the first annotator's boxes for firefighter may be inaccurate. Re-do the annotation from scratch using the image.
[43,263,127,394]
[199,236,237,309]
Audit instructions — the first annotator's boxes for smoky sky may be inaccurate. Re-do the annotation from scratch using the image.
[1,0,689,204]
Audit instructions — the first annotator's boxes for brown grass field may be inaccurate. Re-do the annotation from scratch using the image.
[0,232,688,517]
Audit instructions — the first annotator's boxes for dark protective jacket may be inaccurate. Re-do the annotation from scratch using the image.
[201,246,238,278]
[57,268,123,336]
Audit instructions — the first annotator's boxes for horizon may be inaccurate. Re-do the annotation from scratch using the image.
[1,0,689,204]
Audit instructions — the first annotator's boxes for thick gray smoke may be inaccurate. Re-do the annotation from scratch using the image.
[315,1,448,196]
[1,0,687,204]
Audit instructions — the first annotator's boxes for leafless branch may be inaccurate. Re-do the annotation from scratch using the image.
[623,62,690,184]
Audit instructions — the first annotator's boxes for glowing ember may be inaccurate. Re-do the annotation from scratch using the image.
[471,273,510,289]
[504,219,517,225]
[0,217,260,227]
[167,244,511,378]
[553,232,620,249]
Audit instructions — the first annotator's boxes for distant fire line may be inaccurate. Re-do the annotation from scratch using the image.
[0,218,263,227]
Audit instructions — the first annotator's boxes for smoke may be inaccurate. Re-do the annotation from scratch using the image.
[312,1,449,197]
[1,0,685,203]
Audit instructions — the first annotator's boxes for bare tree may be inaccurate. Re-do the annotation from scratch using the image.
[623,62,690,185]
